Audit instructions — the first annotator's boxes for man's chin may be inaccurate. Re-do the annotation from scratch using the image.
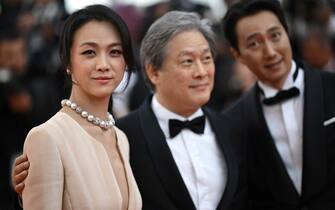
[193,95,210,107]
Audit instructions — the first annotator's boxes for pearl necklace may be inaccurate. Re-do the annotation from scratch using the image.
[61,99,115,130]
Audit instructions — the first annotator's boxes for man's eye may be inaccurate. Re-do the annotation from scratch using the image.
[202,55,213,63]
[247,41,259,49]
[181,59,193,65]
[272,32,281,41]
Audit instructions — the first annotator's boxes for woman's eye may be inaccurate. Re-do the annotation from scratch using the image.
[110,49,123,57]
[82,50,95,55]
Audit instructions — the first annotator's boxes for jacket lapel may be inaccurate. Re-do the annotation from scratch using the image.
[301,66,327,201]
[138,97,196,210]
[245,86,300,202]
[203,108,239,210]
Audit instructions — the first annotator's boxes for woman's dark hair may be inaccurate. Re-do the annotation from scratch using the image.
[222,0,289,51]
[59,4,136,88]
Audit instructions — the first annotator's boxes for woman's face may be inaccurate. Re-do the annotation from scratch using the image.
[69,20,126,100]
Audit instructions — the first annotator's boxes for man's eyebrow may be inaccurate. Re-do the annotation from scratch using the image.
[245,26,281,42]
[177,47,211,57]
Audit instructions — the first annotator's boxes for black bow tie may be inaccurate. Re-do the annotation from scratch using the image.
[168,115,205,138]
[261,62,300,105]
[262,87,300,105]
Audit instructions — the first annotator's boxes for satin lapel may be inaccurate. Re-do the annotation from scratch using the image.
[245,86,300,202]
[301,67,327,201]
[138,98,196,210]
[203,108,238,210]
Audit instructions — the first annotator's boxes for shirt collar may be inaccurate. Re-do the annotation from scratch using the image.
[258,60,298,98]
[151,95,204,138]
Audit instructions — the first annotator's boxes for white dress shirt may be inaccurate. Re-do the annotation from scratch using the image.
[151,96,227,210]
[258,61,304,194]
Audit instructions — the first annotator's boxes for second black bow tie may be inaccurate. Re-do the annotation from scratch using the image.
[169,115,205,138]
[263,87,300,105]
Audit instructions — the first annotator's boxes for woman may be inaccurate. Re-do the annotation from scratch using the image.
[21,5,142,209]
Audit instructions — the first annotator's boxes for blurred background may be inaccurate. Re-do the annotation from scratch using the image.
[1,0,335,209]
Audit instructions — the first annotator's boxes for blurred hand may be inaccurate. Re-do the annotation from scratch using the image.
[12,154,29,196]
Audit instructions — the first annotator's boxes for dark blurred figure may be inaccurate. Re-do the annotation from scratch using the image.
[283,0,333,57]
[0,30,62,209]
[0,0,28,30]
[208,23,256,111]
[207,0,256,111]
[300,26,333,71]
[139,1,172,48]
[23,0,66,77]
[128,2,173,112]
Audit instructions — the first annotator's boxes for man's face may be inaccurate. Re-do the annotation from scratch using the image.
[148,30,215,117]
[232,11,292,89]
[0,38,27,75]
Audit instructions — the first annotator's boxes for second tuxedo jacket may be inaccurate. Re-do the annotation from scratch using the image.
[116,96,247,210]
[223,64,335,210]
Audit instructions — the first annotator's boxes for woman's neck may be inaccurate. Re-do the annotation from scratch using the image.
[69,92,111,120]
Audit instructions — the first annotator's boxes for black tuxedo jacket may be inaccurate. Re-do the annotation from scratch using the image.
[116,96,248,210]
[223,64,335,210]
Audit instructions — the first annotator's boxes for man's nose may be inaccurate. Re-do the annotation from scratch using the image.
[194,60,207,77]
[263,40,276,59]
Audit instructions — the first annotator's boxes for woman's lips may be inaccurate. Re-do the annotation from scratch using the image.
[93,76,112,84]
